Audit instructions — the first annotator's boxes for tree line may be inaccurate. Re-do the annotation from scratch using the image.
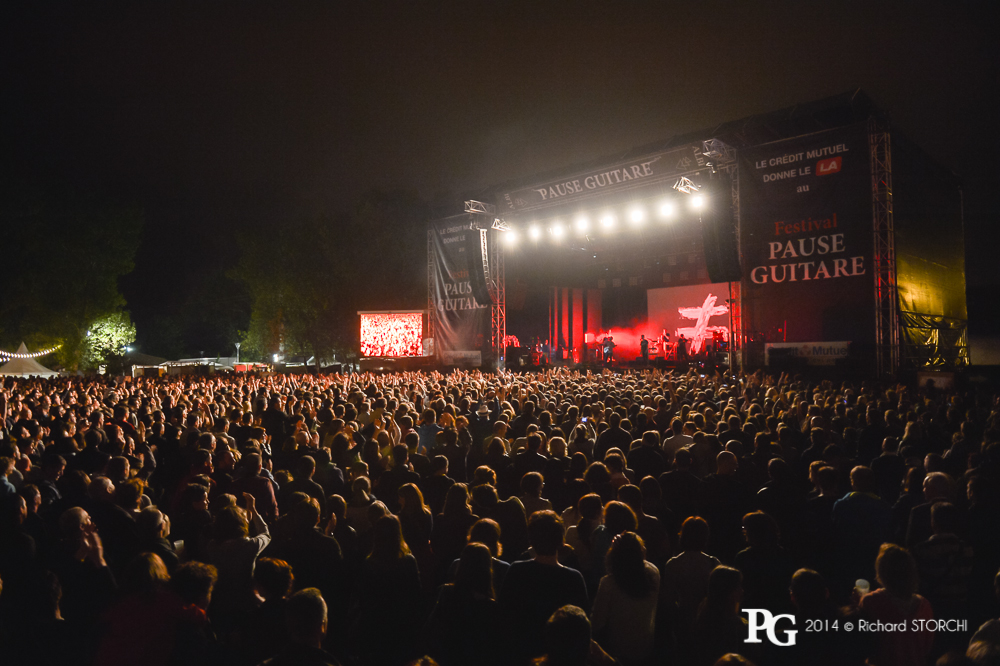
[1,187,432,371]
[232,191,430,368]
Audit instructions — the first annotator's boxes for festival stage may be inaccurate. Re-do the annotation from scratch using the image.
[439,93,969,376]
[351,92,968,376]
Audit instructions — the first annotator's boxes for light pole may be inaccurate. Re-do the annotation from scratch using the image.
[235,342,241,364]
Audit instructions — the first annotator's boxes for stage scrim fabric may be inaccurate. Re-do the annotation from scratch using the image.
[893,135,968,367]
[739,124,875,353]
[429,218,489,366]
[899,311,968,368]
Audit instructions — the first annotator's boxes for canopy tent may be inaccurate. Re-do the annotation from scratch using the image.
[0,342,60,377]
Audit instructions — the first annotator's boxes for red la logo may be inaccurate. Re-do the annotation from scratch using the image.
[816,157,842,175]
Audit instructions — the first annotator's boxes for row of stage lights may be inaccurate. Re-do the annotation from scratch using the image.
[504,194,706,246]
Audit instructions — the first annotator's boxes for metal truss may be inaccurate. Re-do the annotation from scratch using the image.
[729,158,741,250]
[467,201,510,233]
[465,200,496,216]
[703,138,737,164]
[705,138,738,180]
[729,163,743,372]
[729,280,743,372]
[869,117,900,377]
[466,202,508,369]
[673,176,701,194]
[470,229,496,318]
[478,227,491,294]
[489,230,506,368]
[426,229,436,348]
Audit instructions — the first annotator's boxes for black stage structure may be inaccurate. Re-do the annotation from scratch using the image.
[426,91,968,376]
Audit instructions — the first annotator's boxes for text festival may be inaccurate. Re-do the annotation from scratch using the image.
[750,214,865,284]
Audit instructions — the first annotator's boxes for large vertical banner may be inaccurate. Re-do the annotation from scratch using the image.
[430,219,489,365]
[740,124,874,350]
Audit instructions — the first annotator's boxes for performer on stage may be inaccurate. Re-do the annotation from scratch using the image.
[640,335,649,364]
[602,335,616,365]
[711,330,723,359]
[659,329,671,359]
[677,334,688,361]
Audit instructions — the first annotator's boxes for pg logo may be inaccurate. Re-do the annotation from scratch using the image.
[744,609,797,646]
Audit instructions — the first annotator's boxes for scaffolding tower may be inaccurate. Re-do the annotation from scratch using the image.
[704,139,743,373]
[869,117,900,377]
[466,201,508,369]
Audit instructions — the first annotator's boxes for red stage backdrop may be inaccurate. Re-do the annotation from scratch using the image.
[360,312,423,357]
[648,283,732,355]
[585,284,732,361]
[739,124,874,350]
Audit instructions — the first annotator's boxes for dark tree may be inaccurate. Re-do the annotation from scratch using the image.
[232,190,429,367]
[0,188,142,370]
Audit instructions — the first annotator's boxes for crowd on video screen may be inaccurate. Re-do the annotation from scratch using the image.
[360,313,422,358]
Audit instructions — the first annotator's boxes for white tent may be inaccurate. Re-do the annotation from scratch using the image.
[0,342,60,377]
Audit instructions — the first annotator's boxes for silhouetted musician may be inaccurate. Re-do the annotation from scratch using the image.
[602,336,616,364]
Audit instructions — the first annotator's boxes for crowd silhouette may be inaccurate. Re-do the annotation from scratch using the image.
[1,367,999,666]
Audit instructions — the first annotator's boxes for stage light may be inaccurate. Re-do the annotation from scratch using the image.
[575,215,589,232]
[504,230,519,246]
[690,195,705,209]
[551,223,565,239]
[629,207,645,224]
[529,225,541,240]
[600,213,616,229]
[658,201,676,218]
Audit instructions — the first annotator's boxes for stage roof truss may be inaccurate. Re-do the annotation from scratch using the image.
[702,138,737,164]
[466,199,510,232]
[673,176,701,194]
[465,200,496,216]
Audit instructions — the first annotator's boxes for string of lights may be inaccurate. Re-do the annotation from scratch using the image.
[503,191,706,247]
[0,345,61,359]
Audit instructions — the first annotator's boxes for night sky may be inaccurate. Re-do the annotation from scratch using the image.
[3,2,997,353]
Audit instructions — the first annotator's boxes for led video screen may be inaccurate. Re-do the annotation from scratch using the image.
[360,312,423,357]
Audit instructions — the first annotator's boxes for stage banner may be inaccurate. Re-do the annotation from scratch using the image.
[497,142,708,213]
[740,124,875,347]
[429,219,489,365]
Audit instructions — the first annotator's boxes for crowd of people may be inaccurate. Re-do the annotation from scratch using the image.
[1,366,1000,666]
